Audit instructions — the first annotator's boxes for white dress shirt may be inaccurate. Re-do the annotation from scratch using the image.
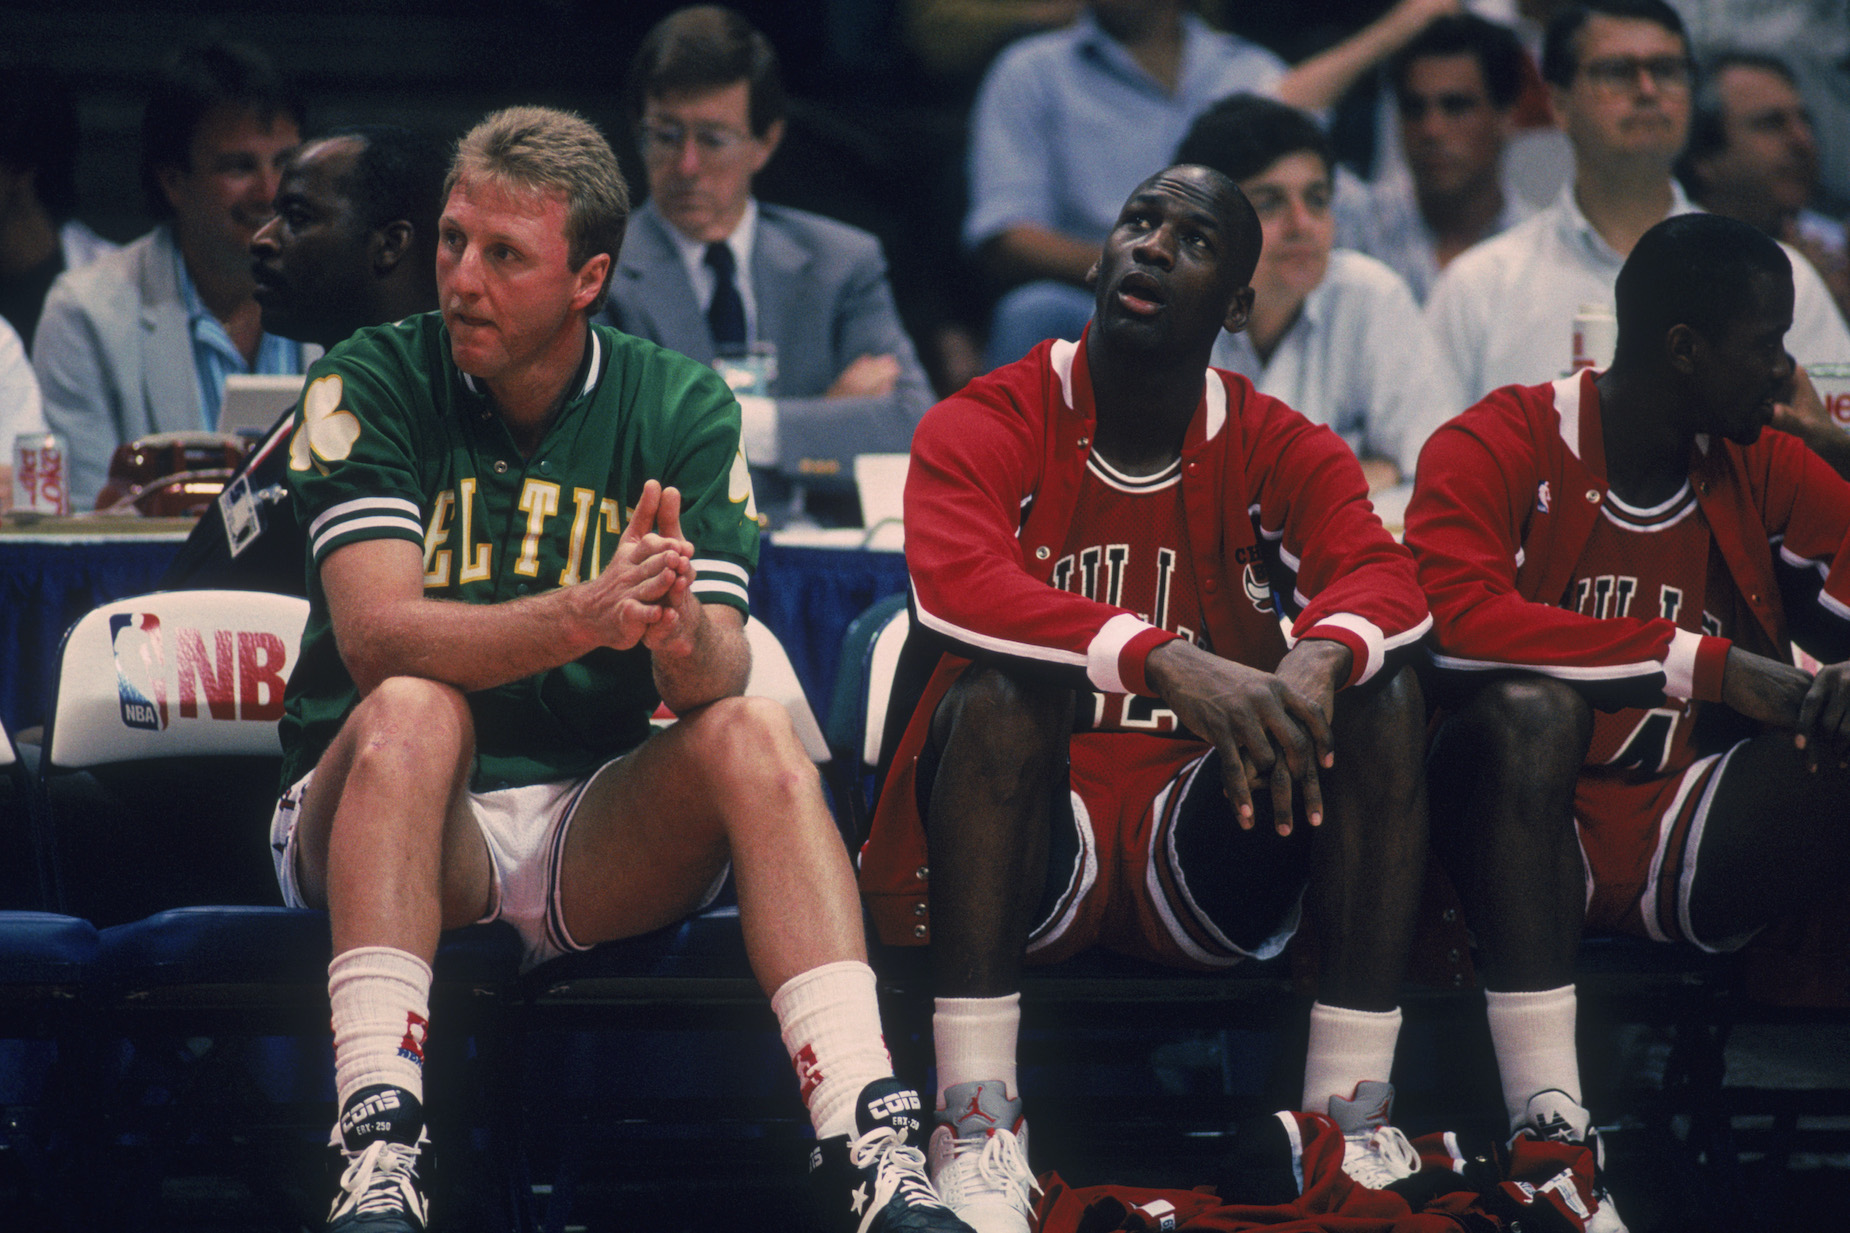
[1425,179,1850,401]
[660,199,777,463]
[1211,250,1465,477]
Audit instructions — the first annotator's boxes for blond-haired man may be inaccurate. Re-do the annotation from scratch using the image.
[271,106,971,1233]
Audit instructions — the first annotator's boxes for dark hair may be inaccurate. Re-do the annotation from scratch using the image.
[0,64,81,219]
[1541,0,1686,88]
[1390,15,1528,111]
[140,37,305,219]
[321,125,449,245]
[625,5,786,137]
[1176,93,1332,186]
[1678,51,1802,183]
[1613,213,1789,363]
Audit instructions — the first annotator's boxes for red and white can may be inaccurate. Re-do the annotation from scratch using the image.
[13,432,70,515]
[1809,362,1850,429]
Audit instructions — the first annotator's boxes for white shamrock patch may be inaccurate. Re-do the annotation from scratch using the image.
[297,374,362,466]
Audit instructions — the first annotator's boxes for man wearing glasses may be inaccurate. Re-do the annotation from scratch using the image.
[1425,0,1849,403]
[603,5,933,527]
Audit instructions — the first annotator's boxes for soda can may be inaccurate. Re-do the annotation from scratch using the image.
[1808,362,1850,430]
[1572,303,1617,373]
[13,431,70,515]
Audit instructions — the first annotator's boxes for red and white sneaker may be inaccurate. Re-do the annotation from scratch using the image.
[1328,1081,1421,1190]
[926,1080,1039,1233]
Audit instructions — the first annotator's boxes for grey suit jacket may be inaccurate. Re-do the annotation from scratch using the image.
[603,201,932,518]
[33,226,208,508]
[31,225,318,509]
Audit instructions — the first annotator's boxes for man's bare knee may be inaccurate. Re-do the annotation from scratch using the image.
[682,694,821,803]
[1466,676,1592,759]
[934,664,1071,779]
[345,676,474,777]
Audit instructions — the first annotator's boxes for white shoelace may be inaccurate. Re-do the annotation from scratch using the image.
[331,1138,428,1222]
[947,1129,1040,1213]
[1341,1124,1421,1190]
[848,1127,946,1233]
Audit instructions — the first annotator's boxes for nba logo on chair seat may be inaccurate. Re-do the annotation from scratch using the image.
[108,612,291,731]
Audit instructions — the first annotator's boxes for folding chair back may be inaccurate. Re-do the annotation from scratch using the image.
[39,590,308,926]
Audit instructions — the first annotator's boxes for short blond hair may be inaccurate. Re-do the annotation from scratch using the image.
[446,106,629,301]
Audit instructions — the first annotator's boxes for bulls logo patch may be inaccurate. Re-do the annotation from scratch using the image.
[1243,562,1274,613]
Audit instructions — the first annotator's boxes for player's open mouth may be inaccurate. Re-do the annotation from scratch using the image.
[1116,271,1167,315]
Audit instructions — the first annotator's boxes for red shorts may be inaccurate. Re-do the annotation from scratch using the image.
[1574,740,1748,951]
[1029,731,1306,970]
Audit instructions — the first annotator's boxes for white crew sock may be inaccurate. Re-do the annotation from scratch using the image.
[771,960,893,1140]
[329,945,433,1111]
[933,993,1022,1105]
[1486,985,1582,1131]
[1301,1001,1403,1113]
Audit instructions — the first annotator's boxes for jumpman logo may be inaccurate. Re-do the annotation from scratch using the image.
[961,1084,998,1126]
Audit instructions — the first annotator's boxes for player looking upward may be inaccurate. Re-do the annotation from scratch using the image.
[270,105,973,1233]
[860,164,1435,1233]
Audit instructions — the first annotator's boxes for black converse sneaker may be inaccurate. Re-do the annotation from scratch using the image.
[809,1077,978,1233]
[326,1084,430,1233]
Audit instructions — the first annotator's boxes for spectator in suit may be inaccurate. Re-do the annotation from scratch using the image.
[32,37,307,509]
[1334,14,1534,303]
[162,125,447,595]
[1679,51,1848,322]
[603,5,933,527]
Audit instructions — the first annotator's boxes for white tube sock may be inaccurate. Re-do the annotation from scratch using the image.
[1301,1001,1403,1113]
[933,993,1022,1105]
[328,945,433,1110]
[771,960,893,1140]
[1486,985,1581,1132]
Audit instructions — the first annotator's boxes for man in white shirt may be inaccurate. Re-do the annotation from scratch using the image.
[1181,95,1462,491]
[602,5,933,527]
[1424,0,1850,402]
[1335,14,1535,303]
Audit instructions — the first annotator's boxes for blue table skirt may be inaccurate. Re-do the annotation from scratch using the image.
[0,534,908,737]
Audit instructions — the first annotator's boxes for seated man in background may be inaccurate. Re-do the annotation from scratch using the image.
[161,124,447,594]
[1424,0,1850,404]
[1180,95,1460,491]
[33,37,310,510]
[603,5,932,528]
[0,64,116,353]
[1679,51,1847,321]
[273,105,972,1233]
[861,165,1434,1233]
[1406,213,1850,1233]
[966,0,1471,369]
[1335,14,1534,304]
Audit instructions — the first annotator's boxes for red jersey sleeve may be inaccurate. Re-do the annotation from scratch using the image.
[1240,390,1432,688]
[1405,387,1724,709]
[904,352,1178,695]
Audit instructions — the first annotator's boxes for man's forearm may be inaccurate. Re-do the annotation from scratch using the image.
[652,603,750,714]
[980,225,1100,288]
[337,585,604,697]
